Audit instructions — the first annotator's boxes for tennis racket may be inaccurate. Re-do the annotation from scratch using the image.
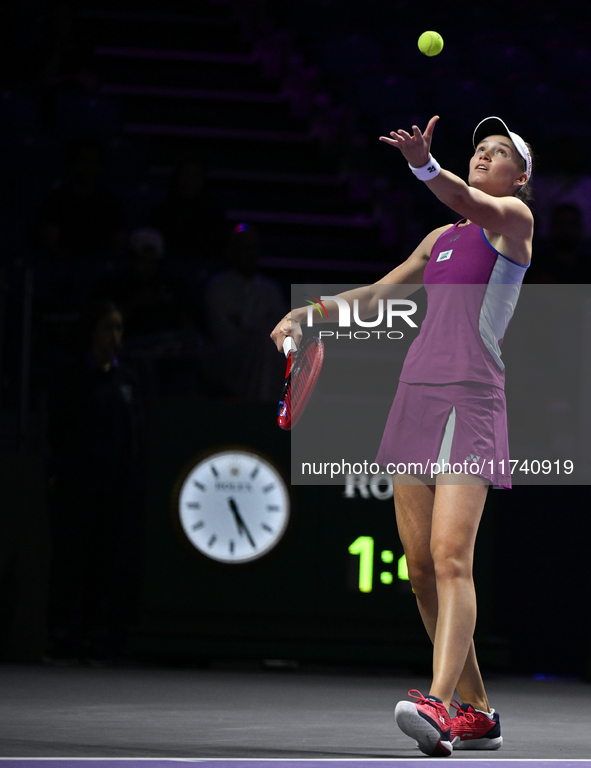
[277,336,324,430]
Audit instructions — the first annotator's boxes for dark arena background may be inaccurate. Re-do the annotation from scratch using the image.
[1,0,590,762]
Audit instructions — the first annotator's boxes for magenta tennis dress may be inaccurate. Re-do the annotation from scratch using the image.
[375,219,529,487]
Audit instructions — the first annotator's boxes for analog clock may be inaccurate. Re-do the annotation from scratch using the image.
[174,448,290,563]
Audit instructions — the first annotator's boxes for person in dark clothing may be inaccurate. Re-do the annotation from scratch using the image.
[36,138,126,259]
[148,157,226,262]
[204,223,287,401]
[92,228,196,338]
[27,2,97,89]
[528,203,591,283]
[46,300,142,662]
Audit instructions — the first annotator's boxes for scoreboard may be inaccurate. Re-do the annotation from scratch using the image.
[133,400,499,667]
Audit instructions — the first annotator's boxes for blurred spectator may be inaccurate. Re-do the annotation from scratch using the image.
[529,203,591,283]
[35,137,127,259]
[26,1,99,126]
[92,227,196,337]
[203,223,287,401]
[148,156,226,261]
[0,6,22,87]
[532,135,591,241]
[46,299,143,662]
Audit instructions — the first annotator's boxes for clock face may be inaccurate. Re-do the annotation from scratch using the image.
[176,449,290,563]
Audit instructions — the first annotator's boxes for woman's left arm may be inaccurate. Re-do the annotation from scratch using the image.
[379,116,533,242]
[424,170,533,241]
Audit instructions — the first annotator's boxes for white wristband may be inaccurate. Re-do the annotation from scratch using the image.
[409,154,441,181]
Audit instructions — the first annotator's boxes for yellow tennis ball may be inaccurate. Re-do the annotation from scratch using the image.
[418,31,444,57]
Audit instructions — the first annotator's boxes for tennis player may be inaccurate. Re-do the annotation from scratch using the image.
[271,115,533,756]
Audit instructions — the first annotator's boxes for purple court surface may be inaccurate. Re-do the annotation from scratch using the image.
[1,664,590,763]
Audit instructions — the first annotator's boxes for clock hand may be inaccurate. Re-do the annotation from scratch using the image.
[227,497,243,533]
[227,497,256,548]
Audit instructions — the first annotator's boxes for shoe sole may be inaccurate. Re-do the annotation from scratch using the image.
[395,701,452,757]
[452,735,503,750]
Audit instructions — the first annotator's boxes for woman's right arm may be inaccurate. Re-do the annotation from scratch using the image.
[270,224,450,351]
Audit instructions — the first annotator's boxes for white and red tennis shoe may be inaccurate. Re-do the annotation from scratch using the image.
[395,689,453,757]
[450,701,503,750]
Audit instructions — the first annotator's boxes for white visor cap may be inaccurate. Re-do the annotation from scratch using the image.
[473,116,532,182]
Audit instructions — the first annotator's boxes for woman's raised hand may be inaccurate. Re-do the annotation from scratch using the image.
[379,115,439,168]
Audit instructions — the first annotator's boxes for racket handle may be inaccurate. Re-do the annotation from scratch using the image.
[283,336,297,357]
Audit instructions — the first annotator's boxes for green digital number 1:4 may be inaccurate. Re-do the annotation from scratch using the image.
[348,536,374,593]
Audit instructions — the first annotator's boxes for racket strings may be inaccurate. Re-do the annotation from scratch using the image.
[278,338,324,430]
[290,346,316,402]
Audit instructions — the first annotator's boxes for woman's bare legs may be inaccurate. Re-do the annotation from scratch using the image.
[393,474,490,712]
